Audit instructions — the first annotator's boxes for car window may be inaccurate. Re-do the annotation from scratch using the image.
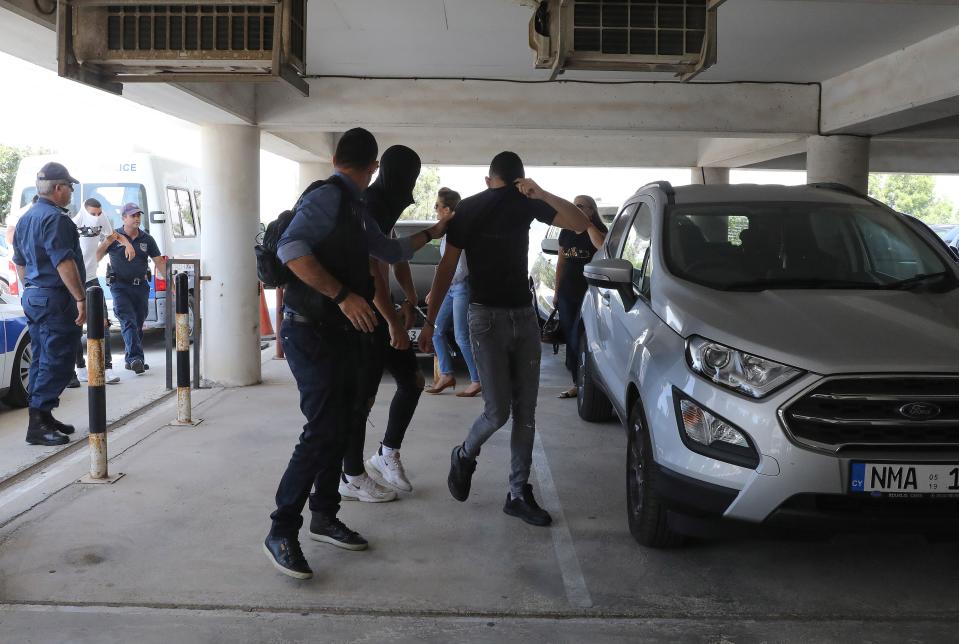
[22,186,81,217]
[166,187,197,238]
[619,204,653,291]
[412,239,441,265]
[606,203,638,257]
[664,202,954,291]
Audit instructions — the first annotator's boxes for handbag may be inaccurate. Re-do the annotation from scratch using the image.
[541,309,565,352]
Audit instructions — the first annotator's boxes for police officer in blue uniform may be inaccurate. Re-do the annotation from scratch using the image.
[96,203,166,374]
[12,162,87,446]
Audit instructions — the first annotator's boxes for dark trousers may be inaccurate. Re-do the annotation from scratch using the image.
[76,278,113,369]
[270,317,375,537]
[557,289,586,382]
[112,283,149,365]
[22,287,82,411]
[342,317,423,476]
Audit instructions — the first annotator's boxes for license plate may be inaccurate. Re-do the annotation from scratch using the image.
[850,462,959,495]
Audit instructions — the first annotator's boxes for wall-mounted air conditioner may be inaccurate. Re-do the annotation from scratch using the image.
[57,0,308,95]
[530,0,719,81]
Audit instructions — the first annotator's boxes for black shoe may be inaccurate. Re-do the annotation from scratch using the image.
[309,514,368,551]
[448,444,477,502]
[128,359,145,375]
[47,411,75,436]
[25,408,69,446]
[263,534,312,579]
[67,373,81,389]
[503,484,552,527]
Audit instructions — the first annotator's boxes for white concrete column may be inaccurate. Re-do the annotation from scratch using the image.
[806,135,870,193]
[690,167,730,185]
[297,162,334,194]
[199,125,262,387]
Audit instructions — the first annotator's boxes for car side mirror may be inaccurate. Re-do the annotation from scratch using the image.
[541,238,559,255]
[584,258,637,307]
[149,211,167,224]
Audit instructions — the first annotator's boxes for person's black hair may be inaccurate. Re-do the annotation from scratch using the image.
[489,151,525,184]
[437,187,461,210]
[334,128,378,170]
[84,198,102,209]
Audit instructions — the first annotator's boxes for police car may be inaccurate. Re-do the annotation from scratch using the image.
[0,294,32,408]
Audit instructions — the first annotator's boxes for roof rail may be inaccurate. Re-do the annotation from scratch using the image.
[639,181,675,205]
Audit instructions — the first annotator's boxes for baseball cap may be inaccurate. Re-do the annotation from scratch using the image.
[121,203,144,217]
[36,162,79,184]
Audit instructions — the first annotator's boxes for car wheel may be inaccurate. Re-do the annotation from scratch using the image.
[4,332,31,408]
[576,332,613,422]
[626,398,683,548]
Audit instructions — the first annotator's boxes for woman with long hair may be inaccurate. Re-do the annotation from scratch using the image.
[425,187,482,397]
[555,195,607,399]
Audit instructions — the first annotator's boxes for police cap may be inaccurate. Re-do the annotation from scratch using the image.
[37,162,79,184]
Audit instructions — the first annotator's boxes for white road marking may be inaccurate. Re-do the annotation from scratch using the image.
[532,431,593,610]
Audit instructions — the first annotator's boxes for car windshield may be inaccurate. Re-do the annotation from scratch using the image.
[664,202,955,292]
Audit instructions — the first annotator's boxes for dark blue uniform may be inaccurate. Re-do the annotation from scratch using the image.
[107,227,160,367]
[13,198,85,411]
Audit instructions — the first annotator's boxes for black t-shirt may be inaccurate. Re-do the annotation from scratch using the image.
[557,228,602,298]
[446,186,556,307]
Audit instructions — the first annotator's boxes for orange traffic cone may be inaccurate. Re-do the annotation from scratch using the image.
[259,284,275,340]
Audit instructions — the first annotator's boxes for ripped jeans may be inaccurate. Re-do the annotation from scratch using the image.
[462,304,541,497]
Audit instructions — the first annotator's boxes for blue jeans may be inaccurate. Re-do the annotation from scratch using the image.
[433,281,479,382]
[112,283,149,365]
[22,287,82,411]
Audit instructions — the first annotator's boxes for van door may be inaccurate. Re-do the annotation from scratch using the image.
[601,201,653,400]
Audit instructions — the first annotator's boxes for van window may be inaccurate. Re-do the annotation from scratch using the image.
[83,183,147,231]
[193,190,202,230]
[20,187,81,217]
[166,188,197,238]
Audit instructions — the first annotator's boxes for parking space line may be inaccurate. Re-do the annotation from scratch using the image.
[532,431,593,610]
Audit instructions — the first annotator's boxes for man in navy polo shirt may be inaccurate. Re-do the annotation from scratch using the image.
[13,162,87,446]
[96,203,166,374]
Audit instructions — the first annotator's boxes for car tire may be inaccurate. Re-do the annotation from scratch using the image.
[626,398,683,548]
[4,332,31,408]
[576,332,613,422]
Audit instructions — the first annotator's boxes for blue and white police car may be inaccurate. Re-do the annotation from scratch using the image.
[0,294,31,408]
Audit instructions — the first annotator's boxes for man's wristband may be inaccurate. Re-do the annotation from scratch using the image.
[332,286,350,305]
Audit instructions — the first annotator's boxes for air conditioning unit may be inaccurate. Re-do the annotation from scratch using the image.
[57,0,308,95]
[529,0,719,81]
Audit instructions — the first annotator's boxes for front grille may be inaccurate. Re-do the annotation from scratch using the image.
[782,376,959,451]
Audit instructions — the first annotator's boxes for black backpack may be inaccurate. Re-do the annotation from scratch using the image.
[255,179,327,288]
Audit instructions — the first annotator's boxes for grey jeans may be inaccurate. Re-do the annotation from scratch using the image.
[463,304,541,496]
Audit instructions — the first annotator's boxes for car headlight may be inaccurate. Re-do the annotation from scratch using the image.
[673,392,760,469]
[685,336,803,399]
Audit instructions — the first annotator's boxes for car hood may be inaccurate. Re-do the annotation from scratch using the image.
[654,278,959,375]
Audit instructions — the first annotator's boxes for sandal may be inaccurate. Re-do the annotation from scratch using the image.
[557,388,578,399]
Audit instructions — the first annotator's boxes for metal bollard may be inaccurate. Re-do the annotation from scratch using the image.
[172,272,201,426]
[80,286,122,484]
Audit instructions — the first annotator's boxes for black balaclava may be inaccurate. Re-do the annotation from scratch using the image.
[367,145,421,228]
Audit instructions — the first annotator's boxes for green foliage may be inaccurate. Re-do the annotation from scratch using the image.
[868,174,957,225]
[399,165,440,221]
[0,145,32,221]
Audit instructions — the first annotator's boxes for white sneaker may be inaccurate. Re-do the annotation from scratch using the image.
[366,450,412,492]
[104,369,120,384]
[76,367,88,382]
[338,473,397,503]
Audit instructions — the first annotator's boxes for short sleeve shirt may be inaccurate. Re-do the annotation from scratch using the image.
[446,186,556,307]
[13,198,85,288]
[108,228,160,282]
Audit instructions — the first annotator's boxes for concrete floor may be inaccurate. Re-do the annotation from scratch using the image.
[0,347,957,643]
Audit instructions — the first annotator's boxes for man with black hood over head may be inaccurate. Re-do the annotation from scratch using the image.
[339,145,436,501]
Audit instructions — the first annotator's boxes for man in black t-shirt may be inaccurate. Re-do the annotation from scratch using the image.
[418,151,589,526]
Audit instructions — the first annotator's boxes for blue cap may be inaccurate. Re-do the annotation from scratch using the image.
[36,162,78,184]
[121,202,144,217]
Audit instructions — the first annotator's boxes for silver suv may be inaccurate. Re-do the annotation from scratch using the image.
[577,182,959,546]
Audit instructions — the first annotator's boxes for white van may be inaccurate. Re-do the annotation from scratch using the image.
[6,153,201,329]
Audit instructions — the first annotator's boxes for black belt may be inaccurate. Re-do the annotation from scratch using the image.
[114,277,146,286]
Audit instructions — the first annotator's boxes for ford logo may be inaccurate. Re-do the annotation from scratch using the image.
[899,402,942,420]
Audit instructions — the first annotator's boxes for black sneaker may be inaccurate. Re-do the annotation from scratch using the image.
[309,514,368,551]
[263,534,313,579]
[67,373,81,389]
[448,444,477,502]
[503,484,552,527]
[128,359,145,375]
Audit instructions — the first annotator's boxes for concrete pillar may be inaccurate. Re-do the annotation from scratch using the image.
[199,125,261,387]
[806,135,870,193]
[690,167,730,185]
[297,162,334,194]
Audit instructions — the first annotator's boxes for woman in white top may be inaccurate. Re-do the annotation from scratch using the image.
[425,188,481,397]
